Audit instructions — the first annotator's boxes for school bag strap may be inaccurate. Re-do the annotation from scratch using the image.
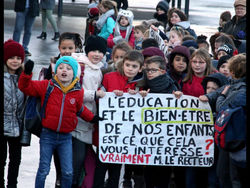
[77,105,85,116]
[40,82,54,119]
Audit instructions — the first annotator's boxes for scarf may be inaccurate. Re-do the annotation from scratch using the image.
[114,23,133,42]
[54,75,79,93]
[146,74,176,93]
[96,9,115,30]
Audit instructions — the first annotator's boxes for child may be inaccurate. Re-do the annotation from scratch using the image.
[199,53,246,187]
[217,55,231,77]
[96,0,117,40]
[196,34,210,52]
[2,39,25,188]
[134,24,147,50]
[44,32,84,80]
[153,0,169,28]
[102,41,132,75]
[42,32,84,187]
[167,26,185,53]
[93,50,145,188]
[182,48,213,98]
[70,35,107,187]
[18,56,99,188]
[167,45,190,90]
[218,11,231,32]
[107,9,135,49]
[217,43,233,60]
[84,7,100,44]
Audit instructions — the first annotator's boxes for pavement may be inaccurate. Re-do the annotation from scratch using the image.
[4,0,234,187]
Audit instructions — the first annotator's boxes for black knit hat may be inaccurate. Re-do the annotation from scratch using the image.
[85,35,107,55]
[217,55,231,70]
[217,43,233,57]
[156,0,169,13]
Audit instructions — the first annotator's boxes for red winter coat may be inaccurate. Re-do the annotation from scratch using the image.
[182,75,205,98]
[107,27,135,49]
[102,71,142,92]
[18,72,94,133]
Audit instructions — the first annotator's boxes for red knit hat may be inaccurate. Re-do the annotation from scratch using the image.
[89,7,99,18]
[4,39,25,64]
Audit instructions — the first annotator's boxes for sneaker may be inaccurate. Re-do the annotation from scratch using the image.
[25,50,32,56]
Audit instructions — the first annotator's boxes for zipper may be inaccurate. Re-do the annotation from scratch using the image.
[57,93,66,132]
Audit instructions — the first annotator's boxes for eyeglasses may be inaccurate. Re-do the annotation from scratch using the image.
[144,68,161,73]
[191,60,206,65]
[235,7,246,11]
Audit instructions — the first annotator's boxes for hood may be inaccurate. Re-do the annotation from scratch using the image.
[202,73,229,91]
[175,21,191,29]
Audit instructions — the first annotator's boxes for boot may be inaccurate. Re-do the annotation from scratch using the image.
[37,32,47,40]
[52,32,60,41]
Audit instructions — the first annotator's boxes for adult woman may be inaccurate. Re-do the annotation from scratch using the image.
[222,0,246,40]
[37,0,60,40]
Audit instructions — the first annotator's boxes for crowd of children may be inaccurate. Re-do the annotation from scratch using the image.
[2,0,246,188]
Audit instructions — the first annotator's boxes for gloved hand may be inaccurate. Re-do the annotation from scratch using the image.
[90,115,104,124]
[24,59,34,75]
[113,36,124,44]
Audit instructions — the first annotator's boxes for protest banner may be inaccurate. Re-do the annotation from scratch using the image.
[149,27,168,56]
[99,92,214,167]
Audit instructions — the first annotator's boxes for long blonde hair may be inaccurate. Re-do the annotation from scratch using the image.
[183,48,212,83]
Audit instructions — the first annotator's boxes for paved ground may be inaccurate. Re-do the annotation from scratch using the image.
[3,0,234,187]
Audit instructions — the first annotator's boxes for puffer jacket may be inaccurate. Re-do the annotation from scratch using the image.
[18,72,94,133]
[222,15,246,40]
[4,66,25,137]
[102,71,144,92]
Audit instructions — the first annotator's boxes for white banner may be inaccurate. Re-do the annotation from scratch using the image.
[99,92,214,167]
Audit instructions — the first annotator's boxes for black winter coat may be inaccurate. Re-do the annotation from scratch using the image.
[14,0,39,17]
[222,15,246,40]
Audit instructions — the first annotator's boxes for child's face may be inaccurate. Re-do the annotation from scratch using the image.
[99,4,108,14]
[169,31,182,46]
[219,63,230,77]
[87,50,104,64]
[157,8,165,15]
[206,81,219,94]
[145,62,165,80]
[134,29,144,40]
[217,51,228,60]
[170,12,181,25]
[113,49,126,63]
[59,39,76,56]
[191,56,207,77]
[119,16,129,27]
[173,55,187,73]
[6,56,22,74]
[214,42,222,55]
[56,63,74,85]
[123,60,142,81]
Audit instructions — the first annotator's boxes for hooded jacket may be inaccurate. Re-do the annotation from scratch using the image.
[18,72,94,133]
[4,65,25,137]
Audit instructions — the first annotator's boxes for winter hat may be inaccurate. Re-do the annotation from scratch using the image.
[142,47,165,59]
[217,44,233,57]
[234,0,246,7]
[156,0,169,13]
[4,39,25,64]
[168,45,190,65]
[114,10,134,42]
[182,40,198,49]
[217,55,231,70]
[88,7,99,18]
[85,35,107,55]
[202,72,229,92]
[55,56,79,80]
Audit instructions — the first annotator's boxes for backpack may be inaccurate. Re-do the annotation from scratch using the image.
[24,82,54,137]
[214,93,246,152]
